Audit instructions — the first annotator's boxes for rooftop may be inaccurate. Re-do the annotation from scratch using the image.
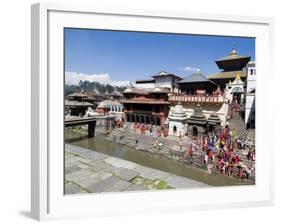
[152,71,182,80]
[97,100,122,109]
[68,92,88,98]
[178,69,216,85]
[121,99,170,104]
[110,90,123,97]
[135,79,155,84]
[208,70,247,80]
[123,86,169,95]
[65,100,93,106]
[215,48,251,71]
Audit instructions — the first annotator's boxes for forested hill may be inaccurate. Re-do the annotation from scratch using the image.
[65,80,127,96]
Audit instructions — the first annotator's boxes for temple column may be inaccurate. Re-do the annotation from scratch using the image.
[144,116,147,124]
[88,121,96,138]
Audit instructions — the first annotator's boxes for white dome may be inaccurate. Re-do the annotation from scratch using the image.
[174,104,184,114]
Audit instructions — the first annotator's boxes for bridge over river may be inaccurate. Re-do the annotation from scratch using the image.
[65,115,116,138]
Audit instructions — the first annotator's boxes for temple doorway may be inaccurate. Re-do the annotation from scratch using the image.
[192,127,198,137]
[156,117,161,126]
[173,126,177,134]
[232,87,243,105]
[208,125,214,133]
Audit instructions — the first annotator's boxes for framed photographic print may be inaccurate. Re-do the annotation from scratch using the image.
[31,2,274,221]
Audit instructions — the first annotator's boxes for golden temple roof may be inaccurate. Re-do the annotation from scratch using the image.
[208,70,246,80]
[216,48,250,62]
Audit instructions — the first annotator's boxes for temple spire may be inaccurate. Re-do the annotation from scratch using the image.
[235,72,241,80]
[230,48,237,56]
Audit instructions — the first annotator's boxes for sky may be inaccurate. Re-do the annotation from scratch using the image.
[64,28,255,86]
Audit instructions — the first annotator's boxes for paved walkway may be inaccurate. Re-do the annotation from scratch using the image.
[65,144,209,194]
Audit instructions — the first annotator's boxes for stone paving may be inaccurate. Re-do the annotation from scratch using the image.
[65,144,209,194]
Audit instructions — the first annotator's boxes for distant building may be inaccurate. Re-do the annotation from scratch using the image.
[65,92,94,116]
[152,71,182,92]
[96,100,124,121]
[134,79,155,89]
[109,89,124,100]
[65,100,93,117]
[121,86,170,126]
[135,71,182,92]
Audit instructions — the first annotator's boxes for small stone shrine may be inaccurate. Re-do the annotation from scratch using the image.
[187,103,207,137]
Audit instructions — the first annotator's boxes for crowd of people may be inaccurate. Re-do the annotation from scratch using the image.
[123,122,169,138]
[184,126,255,180]
[116,121,255,181]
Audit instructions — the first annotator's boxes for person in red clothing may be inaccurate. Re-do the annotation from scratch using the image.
[188,145,193,158]
[235,155,241,163]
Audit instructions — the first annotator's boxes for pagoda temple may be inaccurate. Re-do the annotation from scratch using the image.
[208,48,251,89]
[178,69,217,94]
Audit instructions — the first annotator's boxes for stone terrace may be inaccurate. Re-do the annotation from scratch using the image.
[65,144,209,194]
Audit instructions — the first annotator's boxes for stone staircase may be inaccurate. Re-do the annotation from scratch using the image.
[105,128,255,178]
[228,114,246,134]
[105,129,209,169]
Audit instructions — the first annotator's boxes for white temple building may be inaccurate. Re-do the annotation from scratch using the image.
[245,61,256,128]
[168,103,188,136]
[225,72,245,104]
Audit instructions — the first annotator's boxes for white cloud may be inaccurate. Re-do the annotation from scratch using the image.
[178,66,198,72]
[65,71,131,87]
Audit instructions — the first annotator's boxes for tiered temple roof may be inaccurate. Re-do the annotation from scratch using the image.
[168,103,188,121]
[207,113,221,126]
[187,104,207,125]
[215,48,251,71]
[208,48,250,80]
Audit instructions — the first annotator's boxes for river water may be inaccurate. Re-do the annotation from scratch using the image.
[65,128,253,187]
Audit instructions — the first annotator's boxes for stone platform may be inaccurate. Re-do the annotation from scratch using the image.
[65,144,209,194]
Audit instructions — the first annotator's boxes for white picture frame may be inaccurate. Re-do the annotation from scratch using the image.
[31,2,275,221]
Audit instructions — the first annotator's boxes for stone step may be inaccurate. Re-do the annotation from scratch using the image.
[106,128,255,176]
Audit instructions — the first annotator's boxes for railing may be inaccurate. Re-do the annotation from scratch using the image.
[124,110,165,116]
[121,97,166,102]
[169,94,224,103]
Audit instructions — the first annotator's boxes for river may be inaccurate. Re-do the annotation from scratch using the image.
[65,128,253,186]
